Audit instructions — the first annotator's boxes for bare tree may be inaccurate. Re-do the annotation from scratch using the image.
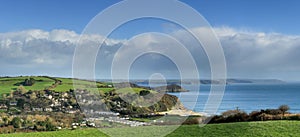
[278,105,290,116]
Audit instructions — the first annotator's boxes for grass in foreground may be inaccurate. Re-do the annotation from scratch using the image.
[0,129,108,137]
[1,121,300,137]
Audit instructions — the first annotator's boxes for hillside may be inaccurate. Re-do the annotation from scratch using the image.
[0,76,114,96]
[0,76,187,117]
[152,84,188,92]
[0,76,56,96]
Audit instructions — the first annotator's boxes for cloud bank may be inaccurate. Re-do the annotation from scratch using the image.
[1,27,300,80]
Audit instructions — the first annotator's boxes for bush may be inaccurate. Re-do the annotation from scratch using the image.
[139,90,150,96]
[183,116,202,125]
[11,117,22,128]
[0,126,14,134]
[23,78,35,86]
[225,112,249,122]
[45,122,56,131]
[279,105,290,116]
[209,115,225,123]
[285,115,300,120]
[249,111,262,121]
[264,109,282,115]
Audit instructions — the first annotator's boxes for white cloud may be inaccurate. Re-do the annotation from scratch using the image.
[213,27,300,79]
[1,28,300,80]
[0,29,123,77]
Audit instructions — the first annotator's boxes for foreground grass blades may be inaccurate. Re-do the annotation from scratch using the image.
[1,121,299,137]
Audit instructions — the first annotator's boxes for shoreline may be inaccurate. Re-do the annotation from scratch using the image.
[156,109,205,117]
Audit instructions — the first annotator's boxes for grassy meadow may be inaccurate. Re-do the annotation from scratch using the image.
[0,76,115,96]
[0,76,55,95]
[0,121,299,137]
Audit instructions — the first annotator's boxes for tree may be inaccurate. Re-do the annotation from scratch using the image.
[2,94,7,99]
[139,90,150,96]
[23,78,35,86]
[17,85,27,94]
[222,109,242,118]
[279,105,290,116]
[69,98,77,106]
[16,98,25,109]
[2,117,9,126]
[29,92,37,99]
[45,117,56,131]
[11,117,22,128]
[9,91,14,98]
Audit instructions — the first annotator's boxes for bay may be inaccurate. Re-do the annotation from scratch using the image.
[139,83,300,114]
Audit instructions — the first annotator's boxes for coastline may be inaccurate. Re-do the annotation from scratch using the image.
[156,109,204,117]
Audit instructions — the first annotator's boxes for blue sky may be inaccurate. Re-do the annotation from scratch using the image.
[1,0,300,35]
[1,0,300,81]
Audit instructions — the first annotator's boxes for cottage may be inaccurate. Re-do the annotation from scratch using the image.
[44,107,53,112]
[87,122,95,127]
[9,101,17,106]
[32,107,43,111]
[54,92,60,96]
[107,85,113,88]
[47,95,53,99]
[0,104,8,111]
[62,93,68,98]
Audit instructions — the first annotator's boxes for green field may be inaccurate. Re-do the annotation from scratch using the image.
[0,76,55,95]
[0,76,114,95]
[53,77,113,93]
[0,76,162,96]
[0,129,108,137]
[115,87,155,94]
[1,121,299,137]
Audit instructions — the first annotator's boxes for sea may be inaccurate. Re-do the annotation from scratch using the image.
[138,83,300,115]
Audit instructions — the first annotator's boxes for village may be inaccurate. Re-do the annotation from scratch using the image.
[0,85,152,132]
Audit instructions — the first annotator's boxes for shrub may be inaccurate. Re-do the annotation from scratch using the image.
[264,109,282,115]
[23,78,35,86]
[183,116,202,125]
[286,115,300,120]
[139,90,150,96]
[279,105,290,116]
[0,125,14,134]
[249,111,262,121]
[11,117,22,128]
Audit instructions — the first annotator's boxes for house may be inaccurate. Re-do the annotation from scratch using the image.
[44,107,53,112]
[47,95,53,99]
[62,93,68,98]
[56,126,62,130]
[107,85,113,88]
[32,107,43,111]
[53,92,60,96]
[23,103,31,112]
[66,108,79,114]
[72,123,79,126]
[9,101,17,106]
[87,122,95,127]
[0,104,8,111]
[72,125,77,129]
[80,123,87,127]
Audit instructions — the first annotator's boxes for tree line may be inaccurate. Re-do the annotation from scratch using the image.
[208,105,292,123]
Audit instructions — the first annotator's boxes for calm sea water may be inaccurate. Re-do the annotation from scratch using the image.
[139,83,300,114]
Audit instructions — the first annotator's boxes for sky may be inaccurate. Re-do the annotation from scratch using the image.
[1,0,300,81]
[1,0,300,35]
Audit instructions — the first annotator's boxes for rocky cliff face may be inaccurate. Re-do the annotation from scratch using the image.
[152,84,188,92]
